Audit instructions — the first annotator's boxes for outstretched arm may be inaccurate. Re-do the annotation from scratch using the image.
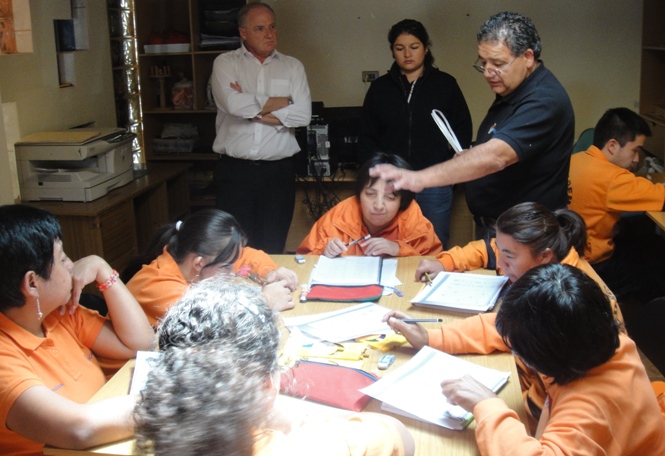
[370,138,518,192]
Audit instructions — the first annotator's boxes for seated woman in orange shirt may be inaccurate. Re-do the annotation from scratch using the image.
[124,208,297,327]
[297,153,442,257]
[0,204,155,455]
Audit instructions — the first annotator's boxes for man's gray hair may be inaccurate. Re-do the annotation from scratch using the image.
[238,2,275,28]
[477,12,542,59]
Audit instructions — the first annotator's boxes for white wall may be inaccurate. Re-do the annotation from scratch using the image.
[0,0,116,204]
[269,0,642,139]
[0,1,115,135]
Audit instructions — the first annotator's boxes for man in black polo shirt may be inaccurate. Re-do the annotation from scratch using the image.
[371,12,574,240]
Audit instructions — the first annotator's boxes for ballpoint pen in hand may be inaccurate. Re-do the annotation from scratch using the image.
[400,318,443,323]
[346,234,371,247]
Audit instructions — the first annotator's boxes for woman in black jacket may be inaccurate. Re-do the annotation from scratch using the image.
[359,19,472,247]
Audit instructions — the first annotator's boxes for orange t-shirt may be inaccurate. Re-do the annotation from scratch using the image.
[0,307,106,455]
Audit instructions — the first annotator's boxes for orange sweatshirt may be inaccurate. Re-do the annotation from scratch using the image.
[473,335,665,455]
[297,197,442,257]
[126,246,277,326]
[569,145,665,263]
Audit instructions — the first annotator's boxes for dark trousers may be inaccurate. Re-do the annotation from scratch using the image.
[592,215,665,304]
[214,155,295,254]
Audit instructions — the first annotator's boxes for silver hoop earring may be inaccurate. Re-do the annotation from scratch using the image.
[36,297,43,320]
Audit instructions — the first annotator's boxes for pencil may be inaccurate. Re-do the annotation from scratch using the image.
[346,234,371,247]
[424,272,433,286]
[401,318,443,323]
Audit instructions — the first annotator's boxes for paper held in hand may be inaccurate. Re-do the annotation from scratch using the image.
[411,272,509,313]
[431,109,463,154]
[360,345,510,430]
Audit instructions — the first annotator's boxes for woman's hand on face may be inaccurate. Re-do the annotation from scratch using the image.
[382,310,430,350]
[415,259,445,282]
[262,280,295,312]
[441,374,497,412]
[324,238,347,258]
[265,267,299,291]
[65,255,113,315]
[361,238,399,257]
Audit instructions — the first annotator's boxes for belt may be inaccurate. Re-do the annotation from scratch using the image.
[220,155,291,166]
[473,215,497,228]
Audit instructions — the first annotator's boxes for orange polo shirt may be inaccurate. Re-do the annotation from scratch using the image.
[0,307,106,455]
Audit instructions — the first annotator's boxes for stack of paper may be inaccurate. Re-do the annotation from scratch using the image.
[360,346,510,430]
[411,272,509,313]
[281,302,393,343]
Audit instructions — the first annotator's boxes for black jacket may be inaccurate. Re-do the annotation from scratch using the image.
[359,62,472,170]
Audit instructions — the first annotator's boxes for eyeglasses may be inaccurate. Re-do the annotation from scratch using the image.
[472,57,517,77]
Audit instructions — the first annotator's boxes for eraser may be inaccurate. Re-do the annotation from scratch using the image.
[294,254,305,264]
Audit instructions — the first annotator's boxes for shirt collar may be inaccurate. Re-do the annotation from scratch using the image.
[0,310,57,351]
[495,60,546,105]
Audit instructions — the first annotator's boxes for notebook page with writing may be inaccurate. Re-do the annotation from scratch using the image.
[411,272,509,313]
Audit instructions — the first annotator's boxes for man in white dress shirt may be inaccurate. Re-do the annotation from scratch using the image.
[211,2,311,253]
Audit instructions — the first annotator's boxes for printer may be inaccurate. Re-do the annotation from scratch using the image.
[15,128,135,202]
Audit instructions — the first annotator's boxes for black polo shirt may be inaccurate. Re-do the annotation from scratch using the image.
[466,62,574,220]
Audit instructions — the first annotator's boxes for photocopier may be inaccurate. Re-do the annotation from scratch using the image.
[15,128,135,202]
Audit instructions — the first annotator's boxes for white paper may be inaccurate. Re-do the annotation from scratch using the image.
[360,346,510,430]
[129,350,161,395]
[309,256,382,286]
[411,272,509,312]
[281,302,393,343]
[431,109,463,153]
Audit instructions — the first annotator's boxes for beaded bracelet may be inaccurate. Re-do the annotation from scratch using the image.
[97,269,119,292]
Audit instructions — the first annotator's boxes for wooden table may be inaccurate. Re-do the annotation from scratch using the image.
[45,255,526,456]
[646,172,665,230]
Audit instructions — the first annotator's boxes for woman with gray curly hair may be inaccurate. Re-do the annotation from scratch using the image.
[135,278,414,456]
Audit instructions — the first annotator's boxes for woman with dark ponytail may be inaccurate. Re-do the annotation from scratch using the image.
[388,202,625,433]
[124,208,298,326]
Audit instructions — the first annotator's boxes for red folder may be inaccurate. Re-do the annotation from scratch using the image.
[279,360,378,411]
[306,284,384,302]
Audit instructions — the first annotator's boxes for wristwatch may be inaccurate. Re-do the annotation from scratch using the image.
[288,97,294,105]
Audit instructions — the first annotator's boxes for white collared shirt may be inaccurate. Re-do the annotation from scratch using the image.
[211,43,312,160]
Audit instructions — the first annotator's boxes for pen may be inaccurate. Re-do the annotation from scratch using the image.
[346,234,371,247]
[424,272,433,286]
[400,318,443,323]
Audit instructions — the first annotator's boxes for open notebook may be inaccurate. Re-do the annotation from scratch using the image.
[411,272,509,313]
[360,346,510,430]
[309,256,383,286]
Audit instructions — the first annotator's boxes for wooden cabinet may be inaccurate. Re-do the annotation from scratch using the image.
[640,0,665,160]
[25,164,191,275]
[134,0,247,207]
